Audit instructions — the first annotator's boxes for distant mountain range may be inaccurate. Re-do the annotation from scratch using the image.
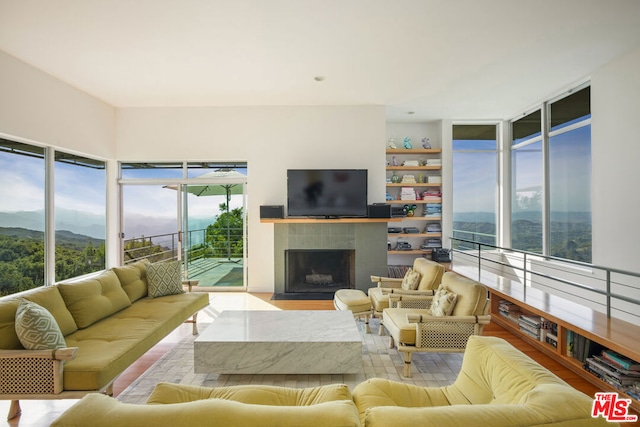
[0,209,216,241]
[454,211,591,224]
[0,227,105,246]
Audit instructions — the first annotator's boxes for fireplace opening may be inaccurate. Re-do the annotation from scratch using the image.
[285,249,355,293]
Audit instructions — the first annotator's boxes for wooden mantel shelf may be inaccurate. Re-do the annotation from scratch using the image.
[260,217,401,224]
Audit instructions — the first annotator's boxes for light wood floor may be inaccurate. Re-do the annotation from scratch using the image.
[3,293,638,426]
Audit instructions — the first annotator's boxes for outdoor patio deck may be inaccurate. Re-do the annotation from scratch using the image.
[186,257,244,287]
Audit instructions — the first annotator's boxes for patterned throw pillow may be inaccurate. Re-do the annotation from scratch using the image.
[429,287,458,317]
[401,268,422,290]
[146,260,185,298]
[15,299,67,350]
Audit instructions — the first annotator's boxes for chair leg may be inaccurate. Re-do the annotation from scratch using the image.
[378,318,385,336]
[364,314,371,334]
[7,400,21,420]
[388,335,395,349]
[403,352,413,378]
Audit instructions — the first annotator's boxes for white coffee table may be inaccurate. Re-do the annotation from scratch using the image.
[194,310,362,374]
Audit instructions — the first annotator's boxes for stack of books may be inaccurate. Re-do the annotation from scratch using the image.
[425,223,442,234]
[420,238,442,250]
[518,315,542,340]
[421,189,441,201]
[427,175,442,183]
[497,300,521,324]
[586,350,640,394]
[401,175,416,183]
[540,319,558,348]
[424,203,442,217]
[426,159,441,166]
[400,187,416,200]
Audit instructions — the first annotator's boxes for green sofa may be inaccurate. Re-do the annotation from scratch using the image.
[0,260,209,419]
[50,336,615,427]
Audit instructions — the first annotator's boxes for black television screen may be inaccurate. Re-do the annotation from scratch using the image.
[287,169,368,218]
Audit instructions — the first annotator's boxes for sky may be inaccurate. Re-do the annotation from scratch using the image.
[0,152,245,238]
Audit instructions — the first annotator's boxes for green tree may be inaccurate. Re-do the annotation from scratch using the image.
[205,203,244,258]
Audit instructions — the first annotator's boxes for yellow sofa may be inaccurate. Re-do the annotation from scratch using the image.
[51,383,361,427]
[0,260,209,419]
[353,335,616,427]
[51,336,615,426]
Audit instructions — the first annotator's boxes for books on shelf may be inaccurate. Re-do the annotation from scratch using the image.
[424,203,442,217]
[425,223,442,233]
[497,300,521,324]
[400,187,416,200]
[427,175,442,183]
[601,349,640,371]
[426,159,441,166]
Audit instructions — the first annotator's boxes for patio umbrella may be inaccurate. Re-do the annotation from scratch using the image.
[165,168,246,260]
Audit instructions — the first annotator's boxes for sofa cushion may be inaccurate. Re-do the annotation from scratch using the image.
[401,268,421,290]
[148,382,353,406]
[112,260,149,302]
[51,393,361,427]
[62,292,208,391]
[1,286,78,349]
[58,270,132,329]
[146,260,185,298]
[441,272,487,316]
[14,299,67,350]
[413,258,445,291]
[429,286,457,316]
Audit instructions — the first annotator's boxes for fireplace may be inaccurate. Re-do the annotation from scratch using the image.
[285,249,355,293]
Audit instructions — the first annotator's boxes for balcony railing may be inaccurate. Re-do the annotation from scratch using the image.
[123,227,243,265]
[450,237,640,322]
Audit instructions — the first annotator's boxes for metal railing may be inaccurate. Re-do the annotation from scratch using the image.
[450,237,640,320]
[123,227,244,265]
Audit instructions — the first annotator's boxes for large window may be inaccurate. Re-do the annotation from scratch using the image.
[0,138,107,295]
[510,85,591,262]
[452,124,498,248]
[54,152,106,281]
[511,110,543,253]
[548,87,591,262]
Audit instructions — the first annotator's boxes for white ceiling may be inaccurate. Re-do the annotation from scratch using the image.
[1,0,640,122]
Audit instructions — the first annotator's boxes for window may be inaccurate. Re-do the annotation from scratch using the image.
[452,124,498,248]
[509,85,591,262]
[511,109,543,253]
[0,139,45,295]
[54,152,106,281]
[0,138,107,295]
[548,87,591,262]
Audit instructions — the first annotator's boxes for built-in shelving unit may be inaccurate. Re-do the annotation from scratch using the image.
[385,146,443,261]
[453,265,640,413]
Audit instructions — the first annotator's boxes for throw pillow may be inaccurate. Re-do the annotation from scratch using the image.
[146,260,185,298]
[429,287,458,317]
[15,299,66,350]
[401,268,421,291]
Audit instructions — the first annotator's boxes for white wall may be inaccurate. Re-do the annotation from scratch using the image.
[116,106,386,291]
[591,46,640,273]
[0,51,115,157]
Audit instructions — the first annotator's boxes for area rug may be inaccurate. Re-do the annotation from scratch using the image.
[117,317,463,404]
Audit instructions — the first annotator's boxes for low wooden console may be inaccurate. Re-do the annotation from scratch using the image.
[453,265,640,413]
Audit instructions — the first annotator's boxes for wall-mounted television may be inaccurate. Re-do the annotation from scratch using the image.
[287,169,368,218]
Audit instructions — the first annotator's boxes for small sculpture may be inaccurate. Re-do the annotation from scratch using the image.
[388,138,397,149]
[392,156,398,166]
[403,137,412,149]
[421,137,431,149]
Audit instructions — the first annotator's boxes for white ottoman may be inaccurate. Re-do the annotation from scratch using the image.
[334,289,372,333]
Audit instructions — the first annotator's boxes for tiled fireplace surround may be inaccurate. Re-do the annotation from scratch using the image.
[273,222,388,294]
